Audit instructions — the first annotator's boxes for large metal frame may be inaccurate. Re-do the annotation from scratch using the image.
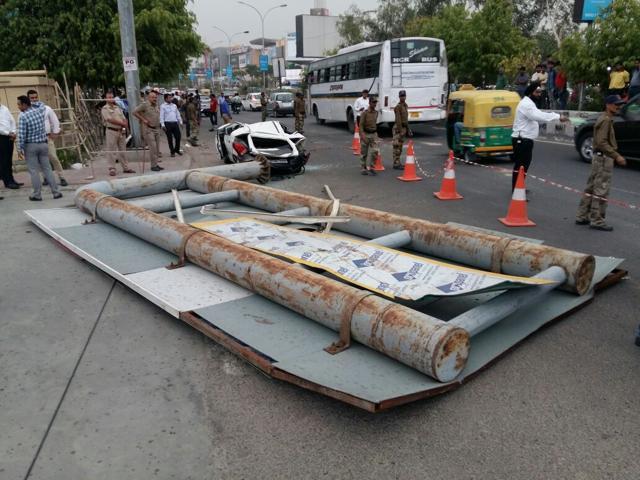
[22,167,626,411]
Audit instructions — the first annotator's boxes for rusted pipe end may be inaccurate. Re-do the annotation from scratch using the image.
[574,254,596,296]
[255,154,271,184]
[430,327,470,383]
[75,188,110,216]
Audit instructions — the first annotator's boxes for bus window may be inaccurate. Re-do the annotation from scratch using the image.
[323,68,330,83]
[340,64,348,80]
[364,55,379,77]
[348,62,359,80]
[329,67,336,82]
[390,39,440,63]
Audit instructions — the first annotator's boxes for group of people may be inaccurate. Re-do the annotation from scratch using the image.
[510,80,627,231]
[355,89,412,175]
[0,89,67,201]
[497,59,569,109]
[608,59,640,99]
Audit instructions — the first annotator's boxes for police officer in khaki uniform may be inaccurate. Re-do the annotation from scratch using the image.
[359,96,379,175]
[392,90,412,169]
[185,95,199,146]
[575,95,627,231]
[294,92,306,133]
[101,91,135,176]
[133,90,163,171]
[260,92,268,122]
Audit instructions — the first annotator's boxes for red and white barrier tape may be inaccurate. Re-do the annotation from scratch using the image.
[451,154,639,212]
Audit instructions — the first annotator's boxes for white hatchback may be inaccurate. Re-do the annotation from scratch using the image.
[242,92,263,111]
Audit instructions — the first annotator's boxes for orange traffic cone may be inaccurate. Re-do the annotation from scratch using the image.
[397,141,422,182]
[434,151,463,200]
[499,166,535,227]
[352,123,361,156]
[372,151,385,171]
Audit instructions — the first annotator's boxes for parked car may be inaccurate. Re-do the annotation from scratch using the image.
[200,95,211,117]
[574,94,640,164]
[266,92,294,117]
[215,121,309,174]
[242,92,263,111]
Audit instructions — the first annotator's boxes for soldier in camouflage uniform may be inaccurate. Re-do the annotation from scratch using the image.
[392,90,412,169]
[260,92,268,122]
[185,96,199,146]
[575,94,627,231]
[294,92,306,133]
[358,96,379,175]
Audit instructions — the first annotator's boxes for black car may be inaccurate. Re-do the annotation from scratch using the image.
[574,94,640,164]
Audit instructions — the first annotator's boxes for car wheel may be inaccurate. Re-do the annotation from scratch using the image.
[578,133,594,163]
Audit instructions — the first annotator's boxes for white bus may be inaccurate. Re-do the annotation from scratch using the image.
[307,37,448,131]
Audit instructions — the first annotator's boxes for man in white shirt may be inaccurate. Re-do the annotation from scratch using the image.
[511,81,567,191]
[0,101,21,189]
[27,90,68,186]
[160,93,183,157]
[353,89,369,128]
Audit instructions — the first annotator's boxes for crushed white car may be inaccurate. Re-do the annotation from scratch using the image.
[215,121,310,174]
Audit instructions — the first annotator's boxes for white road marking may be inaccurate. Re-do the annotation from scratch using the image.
[420,141,443,146]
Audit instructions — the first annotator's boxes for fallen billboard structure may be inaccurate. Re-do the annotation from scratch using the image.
[26,164,626,411]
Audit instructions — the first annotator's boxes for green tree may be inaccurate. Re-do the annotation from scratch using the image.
[409,0,535,84]
[0,0,203,87]
[336,4,367,46]
[559,0,640,86]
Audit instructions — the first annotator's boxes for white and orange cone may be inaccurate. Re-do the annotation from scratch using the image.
[434,151,463,200]
[499,166,535,227]
[352,122,361,156]
[397,140,422,182]
[372,151,385,171]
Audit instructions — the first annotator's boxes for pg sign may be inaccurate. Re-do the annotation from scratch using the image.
[122,56,138,72]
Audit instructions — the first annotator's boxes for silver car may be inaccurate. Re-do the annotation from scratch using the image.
[266,92,294,117]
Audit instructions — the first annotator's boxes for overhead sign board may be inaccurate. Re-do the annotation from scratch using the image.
[573,0,612,22]
[259,54,269,72]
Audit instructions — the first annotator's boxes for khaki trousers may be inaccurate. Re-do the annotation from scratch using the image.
[576,155,614,227]
[48,138,63,175]
[360,131,379,169]
[143,128,160,167]
[105,129,129,170]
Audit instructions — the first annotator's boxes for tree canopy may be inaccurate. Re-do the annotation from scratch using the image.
[559,0,640,85]
[407,0,535,84]
[0,0,204,87]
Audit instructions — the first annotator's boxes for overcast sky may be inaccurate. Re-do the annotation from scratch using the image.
[191,0,379,48]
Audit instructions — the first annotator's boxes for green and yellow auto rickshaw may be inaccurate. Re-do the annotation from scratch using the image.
[446,88,521,162]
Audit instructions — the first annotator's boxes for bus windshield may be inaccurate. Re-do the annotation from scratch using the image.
[390,39,440,64]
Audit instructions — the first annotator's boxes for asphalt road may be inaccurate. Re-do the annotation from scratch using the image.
[2,110,639,480]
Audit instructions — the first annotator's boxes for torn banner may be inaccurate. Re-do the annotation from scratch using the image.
[193,218,552,301]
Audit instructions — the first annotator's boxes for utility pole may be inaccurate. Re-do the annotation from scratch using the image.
[117,0,142,147]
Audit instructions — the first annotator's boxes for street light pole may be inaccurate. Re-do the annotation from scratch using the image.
[212,27,249,90]
[238,2,287,90]
[117,0,142,147]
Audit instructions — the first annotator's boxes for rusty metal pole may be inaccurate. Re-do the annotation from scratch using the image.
[74,189,470,382]
[449,266,567,336]
[76,160,269,199]
[188,176,595,295]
